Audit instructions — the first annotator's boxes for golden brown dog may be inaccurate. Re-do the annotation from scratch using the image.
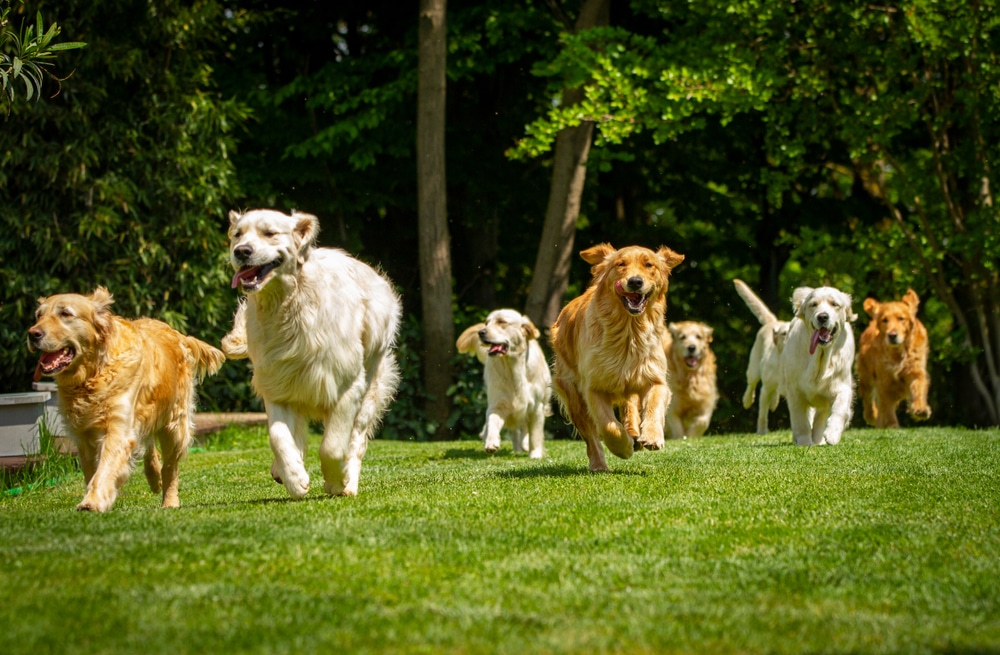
[550,243,685,471]
[857,288,931,428]
[664,321,718,439]
[27,287,225,511]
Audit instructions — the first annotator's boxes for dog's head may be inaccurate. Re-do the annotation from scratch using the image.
[478,309,540,358]
[792,286,857,355]
[668,321,713,369]
[863,289,920,348]
[228,209,320,293]
[581,243,685,317]
[27,287,115,377]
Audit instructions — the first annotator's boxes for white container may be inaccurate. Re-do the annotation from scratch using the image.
[32,381,67,438]
[0,391,49,457]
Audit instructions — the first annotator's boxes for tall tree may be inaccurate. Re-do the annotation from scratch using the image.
[522,0,609,329]
[417,0,454,438]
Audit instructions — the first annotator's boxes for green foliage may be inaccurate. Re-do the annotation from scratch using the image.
[1,0,250,404]
[0,1,85,110]
[1,428,998,653]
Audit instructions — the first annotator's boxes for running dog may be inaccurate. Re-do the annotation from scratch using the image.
[456,309,551,458]
[550,243,685,471]
[222,208,401,498]
[664,321,718,439]
[780,285,857,446]
[734,279,790,434]
[857,289,931,428]
[27,288,224,511]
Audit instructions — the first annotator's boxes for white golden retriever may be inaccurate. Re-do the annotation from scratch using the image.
[222,209,401,497]
[456,309,551,458]
[780,286,857,446]
[734,279,790,434]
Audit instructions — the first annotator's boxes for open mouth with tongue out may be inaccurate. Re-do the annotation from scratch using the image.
[614,280,650,315]
[809,327,836,355]
[231,259,282,292]
[482,341,509,357]
[684,356,700,369]
[37,347,76,376]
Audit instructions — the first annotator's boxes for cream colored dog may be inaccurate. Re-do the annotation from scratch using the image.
[781,286,857,446]
[734,279,790,434]
[663,321,718,439]
[27,288,224,511]
[456,309,551,458]
[222,209,401,498]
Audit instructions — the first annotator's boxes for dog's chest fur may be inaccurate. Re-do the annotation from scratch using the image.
[581,306,668,396]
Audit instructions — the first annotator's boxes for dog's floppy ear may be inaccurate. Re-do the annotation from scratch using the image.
[88,286,116,338]
[704,325,714,342]
[456,323,486,355]
[843,293,858,322]
[863,297,880,318]
[580,243,615,266]
[667,322,679,337]
[291,210,320,257]
[521,316,541,341]
[656,246,685,271]
[791,287,813,318]
[228,209,242,227]
[902,288,920,314]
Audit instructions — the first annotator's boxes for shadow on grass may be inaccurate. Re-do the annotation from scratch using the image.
[493,464,648,479]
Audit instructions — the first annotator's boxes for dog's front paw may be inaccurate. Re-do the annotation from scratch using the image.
[910,405,931,421]
[483,434,501,454]
[636,424,665,451]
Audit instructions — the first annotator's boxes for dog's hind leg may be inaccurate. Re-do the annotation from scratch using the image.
[322,353,399,497]
[143,444,162,495]
[158,426,188,509]
[266,403,310,499]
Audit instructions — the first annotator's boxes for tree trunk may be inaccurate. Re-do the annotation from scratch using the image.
[523,0,610,331]
[417,0,454,440]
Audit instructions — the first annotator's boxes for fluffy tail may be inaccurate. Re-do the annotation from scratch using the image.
[185,337,226,382]
[734,279,778,326]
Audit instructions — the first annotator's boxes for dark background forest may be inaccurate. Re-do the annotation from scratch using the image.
[3,0,1000,437]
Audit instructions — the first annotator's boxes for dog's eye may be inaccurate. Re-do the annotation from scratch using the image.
[231,230,243,239]
[59,309,74,318]
[263,229,277,238]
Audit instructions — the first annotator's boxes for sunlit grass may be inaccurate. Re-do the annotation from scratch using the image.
[1,427,997,654]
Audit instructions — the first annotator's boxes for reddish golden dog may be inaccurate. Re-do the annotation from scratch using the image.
[27,288,225,511]
[857,289,931,428]
[550,243,685,471]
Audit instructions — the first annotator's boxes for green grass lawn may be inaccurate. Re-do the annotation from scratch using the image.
[1,426,998,655]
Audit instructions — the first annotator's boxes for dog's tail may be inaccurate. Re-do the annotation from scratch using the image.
[456,323,488,365]
[186,337,226,382]
[734,279,777,326]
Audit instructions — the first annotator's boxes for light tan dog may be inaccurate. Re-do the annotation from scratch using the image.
[456,309,552,458]
[857,289,931,428]
[27,288,225,512]
[734,279,790,434]
[663,321,719,439]
[550,243,685,471]
[781,286,857,446]
[222,209,401,498]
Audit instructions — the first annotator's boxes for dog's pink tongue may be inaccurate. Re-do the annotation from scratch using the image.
[231,268,257,289]
[809,329,820,355]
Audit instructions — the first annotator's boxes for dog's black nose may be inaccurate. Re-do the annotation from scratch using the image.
[233,245,253,261]
[478,328,488,339]
[626,276,644,291]
[686,345,697,354]
[28,327,44,343]
[816,312,830,325]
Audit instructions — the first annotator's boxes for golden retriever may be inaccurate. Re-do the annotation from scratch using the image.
[27,287,225,511]
[734,279,790,434]
[222,209,401,498]
[550,243,685,471]
[781,286,857,446]
[456,309,552,458]
[857,289,931,428]
[663,321,718,438]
